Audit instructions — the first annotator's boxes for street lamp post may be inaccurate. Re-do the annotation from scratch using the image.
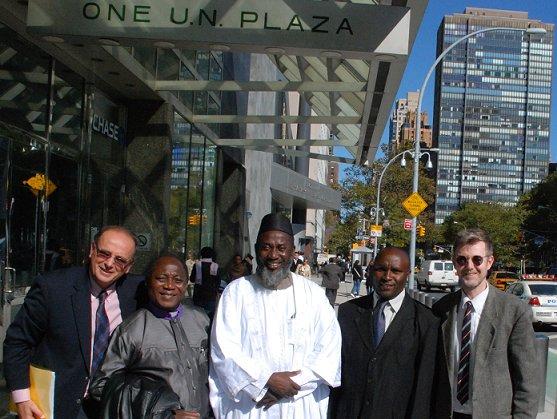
[372,149,435,258]
[408,26,546,289]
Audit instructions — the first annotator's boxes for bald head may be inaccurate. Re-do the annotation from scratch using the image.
[375,247,410,268]
[372,247,410,300]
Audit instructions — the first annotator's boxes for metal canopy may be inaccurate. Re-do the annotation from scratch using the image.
[0,0,428,165]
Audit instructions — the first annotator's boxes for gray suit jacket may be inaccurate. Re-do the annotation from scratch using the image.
[433,285,539,419]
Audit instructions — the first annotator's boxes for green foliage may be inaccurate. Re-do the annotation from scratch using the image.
[442,202,525,268]
[519,172,557,268]
[326,213,358,256]
[326,144,438,253]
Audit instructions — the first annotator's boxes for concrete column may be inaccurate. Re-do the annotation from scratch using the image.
[124,100,173,272]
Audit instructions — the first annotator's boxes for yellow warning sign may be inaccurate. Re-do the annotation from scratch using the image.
[23,173,57,197]
[402,192,428,218]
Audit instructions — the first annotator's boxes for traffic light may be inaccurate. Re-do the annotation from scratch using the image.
[188,214,201,225]
[418,225,426,237]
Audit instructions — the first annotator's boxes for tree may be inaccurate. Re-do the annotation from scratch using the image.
[442,202,525,268]
[325,144,438,254]
[520,172,557,269]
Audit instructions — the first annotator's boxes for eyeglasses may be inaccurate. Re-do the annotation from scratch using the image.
[455,255,491,267]
[93,243,133,270]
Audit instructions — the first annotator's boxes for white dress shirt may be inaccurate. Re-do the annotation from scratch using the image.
[452,283,490,414]
[373,289,405,331]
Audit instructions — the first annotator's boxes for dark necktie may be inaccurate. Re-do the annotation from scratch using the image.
[457,301,473,405]
[373,299,388,348]
[91,290,110,374]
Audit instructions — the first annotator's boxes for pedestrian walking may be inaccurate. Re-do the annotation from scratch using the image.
[350,260,363,297]
[365,260,374,295]
[296,259,312,278]
[320,258,343,307]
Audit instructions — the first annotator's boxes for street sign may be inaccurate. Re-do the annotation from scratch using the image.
[402,192,428,217]
[355,235,370,241]
[136,233,152,251]
[403,219,413,230]
[370,224,383,237]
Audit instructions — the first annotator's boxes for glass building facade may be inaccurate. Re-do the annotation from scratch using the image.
[0,21,223,283]
[433,8,554,224]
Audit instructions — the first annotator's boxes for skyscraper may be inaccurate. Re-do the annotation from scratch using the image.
[389,91,432,155]
[433,8,553,224]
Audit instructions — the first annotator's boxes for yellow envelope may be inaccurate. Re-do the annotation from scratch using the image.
[8,365,55,418]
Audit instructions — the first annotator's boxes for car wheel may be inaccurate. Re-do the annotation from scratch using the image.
[533,323,545,332]
[449,286,455,293]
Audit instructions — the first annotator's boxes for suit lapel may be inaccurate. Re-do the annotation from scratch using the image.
[441,291,460,386]
[473,285,498,370]
[353,295,374,352]
[71,269,92,373]
[116,275,135,319]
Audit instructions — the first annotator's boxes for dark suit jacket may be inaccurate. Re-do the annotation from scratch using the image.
[330,292,441,419]
[432,285,539,419]
[189,261,220,306]
[320,263,342,289]
[3,266,144,419]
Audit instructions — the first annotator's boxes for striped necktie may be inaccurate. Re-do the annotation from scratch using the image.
[91,290,110,374]
[457,301,473,404]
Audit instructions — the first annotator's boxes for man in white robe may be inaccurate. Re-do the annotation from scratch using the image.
[209,213,342,418]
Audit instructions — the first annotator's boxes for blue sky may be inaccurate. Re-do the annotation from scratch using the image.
[338,0,556,178]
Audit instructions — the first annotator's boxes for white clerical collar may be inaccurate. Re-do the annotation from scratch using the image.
[373,289,405,313]
[460,282,489,315]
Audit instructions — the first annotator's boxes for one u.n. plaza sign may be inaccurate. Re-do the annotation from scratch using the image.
[26,0,411,58]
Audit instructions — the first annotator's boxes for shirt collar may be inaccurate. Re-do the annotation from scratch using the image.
[89,276,117,298]
[373,289,405,313]
[147,301,184,320]
[460,282,490,314]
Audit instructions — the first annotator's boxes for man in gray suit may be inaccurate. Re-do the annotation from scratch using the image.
[433,228,539,419]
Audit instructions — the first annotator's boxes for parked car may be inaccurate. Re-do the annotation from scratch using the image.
[416,260,458,292]
[506,280,557,329]
[488,271,520,290]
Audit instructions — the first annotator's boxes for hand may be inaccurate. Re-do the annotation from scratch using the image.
[255,390,280,410]
[173,410,200,418]
[15,400,45,419]
[266,371,301,398]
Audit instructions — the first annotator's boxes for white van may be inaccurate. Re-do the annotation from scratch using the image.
[416,260,459,292]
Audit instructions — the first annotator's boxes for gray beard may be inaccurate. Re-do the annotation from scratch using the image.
[256,264,291,289]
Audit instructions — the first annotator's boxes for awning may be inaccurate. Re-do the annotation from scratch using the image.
[1,0,428,165]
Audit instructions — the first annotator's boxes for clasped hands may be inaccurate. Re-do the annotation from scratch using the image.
[256,370,301,410]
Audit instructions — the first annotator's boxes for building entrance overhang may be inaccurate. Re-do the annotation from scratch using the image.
[271,163,341,210]
[1,0,428,165]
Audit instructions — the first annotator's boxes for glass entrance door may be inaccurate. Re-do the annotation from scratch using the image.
[0,123,49,338]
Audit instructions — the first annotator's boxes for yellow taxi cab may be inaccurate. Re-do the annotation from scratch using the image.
[488,271,520,290]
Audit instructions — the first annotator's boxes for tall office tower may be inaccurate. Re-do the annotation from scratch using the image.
[389,91,432,155]
[433,8,554,224]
